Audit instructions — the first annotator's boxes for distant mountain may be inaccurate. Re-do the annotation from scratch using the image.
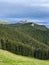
[8,22,48,30]
[16,22,48,30]
[0,22,49,60]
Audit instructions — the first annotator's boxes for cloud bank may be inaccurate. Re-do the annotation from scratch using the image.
[0,0,49,27]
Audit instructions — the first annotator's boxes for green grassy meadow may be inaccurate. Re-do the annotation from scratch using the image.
[0,49,49,65]
[0,21,10,24]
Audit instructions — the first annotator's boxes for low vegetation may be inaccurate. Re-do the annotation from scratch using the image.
[0,49,49,65]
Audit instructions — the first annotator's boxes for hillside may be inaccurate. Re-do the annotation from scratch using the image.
[0,22,49,60]
[0,49,49,65]
[0,21,10,24]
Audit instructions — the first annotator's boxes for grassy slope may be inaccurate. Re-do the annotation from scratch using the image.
[0,21,10,24]
[0,49,49,65]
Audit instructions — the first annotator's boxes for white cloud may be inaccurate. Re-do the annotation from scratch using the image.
[0,0,49,28]
[31,4,49,7]
[0,0,49,9]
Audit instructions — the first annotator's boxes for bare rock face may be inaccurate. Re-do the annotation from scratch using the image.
[31,23,34,26]
[19,20,28,24]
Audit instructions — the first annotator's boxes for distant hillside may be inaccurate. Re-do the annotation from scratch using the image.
[0,21,10,24]
[0,49,49,65]
[0,22,49,60]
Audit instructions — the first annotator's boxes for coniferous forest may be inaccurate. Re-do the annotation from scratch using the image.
[0,22,49,60]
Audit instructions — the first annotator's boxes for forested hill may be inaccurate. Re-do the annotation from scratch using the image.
[0,22,49,60]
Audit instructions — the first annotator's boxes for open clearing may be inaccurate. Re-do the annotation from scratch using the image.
[0,49,49,65]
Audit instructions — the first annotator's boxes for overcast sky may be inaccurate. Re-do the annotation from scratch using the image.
[0,0,49,27]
